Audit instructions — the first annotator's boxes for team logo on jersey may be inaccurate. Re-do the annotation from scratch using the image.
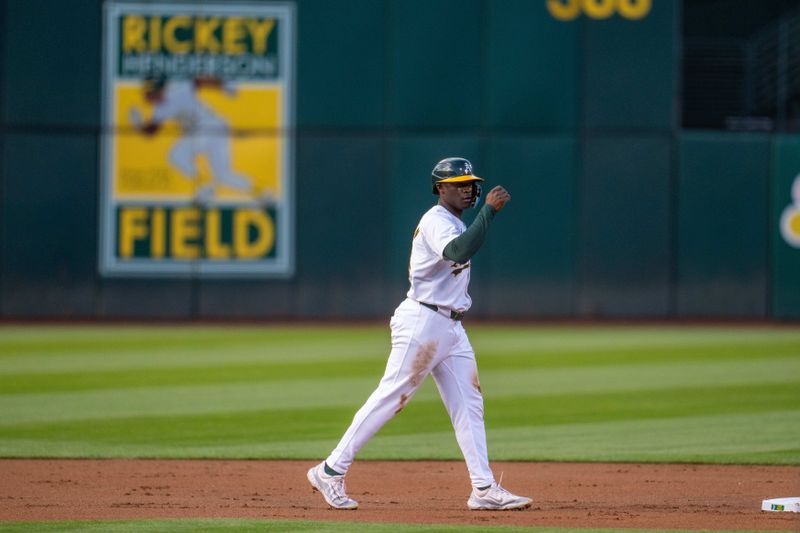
[99,1,295,277]
[451,262,471,277]
[779,174,800,248]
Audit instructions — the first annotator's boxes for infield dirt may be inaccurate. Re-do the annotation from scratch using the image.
[1,460,798,530]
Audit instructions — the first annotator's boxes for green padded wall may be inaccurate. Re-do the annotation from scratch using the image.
[485,0,579,131]
[582,0,678,131]
[677,133,770,317]
[0,0,5,314]
[578,136,672,317]
[3,0,101,128]
[1,0,102,317]
[1,132,99,317]
[574,0,678,317]
[771,135,800,319]
[477,136,578,316]
[387,0,483,128]
[296,0,386,128]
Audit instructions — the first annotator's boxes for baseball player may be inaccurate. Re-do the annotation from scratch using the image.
[308,157,532,511]
[129,75,252,202]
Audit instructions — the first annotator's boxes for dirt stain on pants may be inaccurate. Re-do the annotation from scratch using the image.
[396,341,437,414]
[471,369,481,393]
[395,393,409,414]
[409,341,437,387]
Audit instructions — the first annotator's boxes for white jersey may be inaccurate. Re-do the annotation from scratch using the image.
[152,81,226,134]
[406,204,472,312]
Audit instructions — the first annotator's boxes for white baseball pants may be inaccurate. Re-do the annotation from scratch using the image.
[325,298,495,488]
[169,134,252,192]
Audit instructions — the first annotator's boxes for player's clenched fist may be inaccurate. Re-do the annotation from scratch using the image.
[485,186,511,211]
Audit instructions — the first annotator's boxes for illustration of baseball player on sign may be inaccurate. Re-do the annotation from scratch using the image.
[120,72,280,205]
[128,75,260,204]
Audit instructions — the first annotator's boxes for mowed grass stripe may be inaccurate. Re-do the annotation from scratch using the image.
[0,357,387,393]
[1,410,797,464]
[471,326,800,350]
[2,326,799,375]
[1,382,795,447]
[360,410,800,464]
[478,341,800,370]
[0,339,389,375]
[1,356,798,422]
[3,350,798,394]
[0,325,383,354]
[1,518,762,533]
[493,410,800,463]
[0,345,387,376]
[0,377,380,424]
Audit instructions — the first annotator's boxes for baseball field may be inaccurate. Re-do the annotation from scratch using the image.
[0,324,798,532]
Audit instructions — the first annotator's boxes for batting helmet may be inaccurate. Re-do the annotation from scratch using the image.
[431,157,484,207]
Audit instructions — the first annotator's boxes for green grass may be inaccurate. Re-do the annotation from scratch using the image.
[0,520,792,533]
[0,325,798,463]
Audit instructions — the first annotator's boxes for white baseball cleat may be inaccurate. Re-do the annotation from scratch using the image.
[467,483,532,510]
[307,462,359,510]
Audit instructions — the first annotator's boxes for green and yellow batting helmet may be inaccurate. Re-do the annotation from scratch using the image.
[431,157,484,205]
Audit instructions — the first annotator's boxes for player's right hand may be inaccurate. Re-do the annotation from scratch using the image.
[485,185,511,211]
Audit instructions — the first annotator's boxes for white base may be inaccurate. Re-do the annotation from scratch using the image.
[761,497,800,512]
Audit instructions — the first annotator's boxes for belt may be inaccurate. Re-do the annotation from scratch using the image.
[419,301,465,321]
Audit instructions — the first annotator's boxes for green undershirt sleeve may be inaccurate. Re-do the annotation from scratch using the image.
[442,204,497,263]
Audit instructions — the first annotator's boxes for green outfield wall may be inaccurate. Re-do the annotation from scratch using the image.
[0,0,798,320]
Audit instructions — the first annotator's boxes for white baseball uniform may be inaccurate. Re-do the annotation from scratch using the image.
[325,204,495,488]
[152,81,251,192]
